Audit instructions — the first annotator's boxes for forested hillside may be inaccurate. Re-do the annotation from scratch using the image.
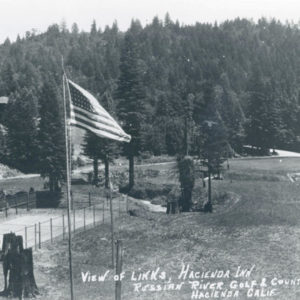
[0,16,300,174]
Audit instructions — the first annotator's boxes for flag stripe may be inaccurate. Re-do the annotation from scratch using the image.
[70,119,129,142]
[70,113,128,139]
[71,105,120,129]
[67,79,131,143]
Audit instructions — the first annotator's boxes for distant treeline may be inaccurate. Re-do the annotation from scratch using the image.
[0,15,300,177]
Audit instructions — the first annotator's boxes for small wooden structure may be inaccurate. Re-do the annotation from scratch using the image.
[0,97,8,125]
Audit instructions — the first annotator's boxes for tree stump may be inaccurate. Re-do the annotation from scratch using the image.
[1,233,38,299]
[19,249,39,298]
[1,232,16,295]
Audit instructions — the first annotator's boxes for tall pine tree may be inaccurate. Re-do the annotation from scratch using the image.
[117,22,146,189]
[38,78,65,192]
[5,88,39,172]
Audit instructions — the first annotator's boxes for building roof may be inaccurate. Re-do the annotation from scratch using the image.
[0,97,8,104]
[0,124,7,134]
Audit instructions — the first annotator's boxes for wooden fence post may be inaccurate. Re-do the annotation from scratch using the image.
[5,200,8,218]
[50,218,53,243]
[89,192,91,207]
[103,200,105,223]
[71,191,73,210]
[83,207,86,230]
[27,192,30,211]
[93,204,95,226]
[34,223,37,250]
[115,240,123,300]
[62,214,65,239]
[38,222,41,249]
[25,226,27,248]
[73,209,76,232]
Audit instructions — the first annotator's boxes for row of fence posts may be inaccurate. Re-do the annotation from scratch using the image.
[31,223,42,250]
[30,204,99,249]
[20,222,41,251]
[8,191,127,300]
[10,192,130,251]
[3,192,34,217]
[70,191,92,209]
[22,204,108,251]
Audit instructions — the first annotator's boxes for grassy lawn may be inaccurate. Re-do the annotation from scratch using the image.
[0,176,45,194]
[227,157,300,178]
[32,209,300,300]
[211,157,300,226]
[27,157,300,299]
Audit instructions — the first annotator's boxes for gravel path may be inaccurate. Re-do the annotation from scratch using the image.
[275,149,300,157]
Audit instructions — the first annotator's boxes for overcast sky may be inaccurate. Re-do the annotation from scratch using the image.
[0,0,300,43]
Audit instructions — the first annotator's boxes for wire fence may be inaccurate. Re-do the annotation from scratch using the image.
[0,192,131,252]
[0,191,166,300]
[0,191,36,218]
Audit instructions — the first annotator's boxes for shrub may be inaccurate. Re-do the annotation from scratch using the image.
[125,181,174,200]
[140,151,152,160]
[128,184,148,199]
[76,156,86,167]
[151,196,167,206]
[144,169,160,178]
[138,155,175,165]
[36,191,62,208]
[167,186,181,203]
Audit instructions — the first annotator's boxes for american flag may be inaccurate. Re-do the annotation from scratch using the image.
[67,79,131,143]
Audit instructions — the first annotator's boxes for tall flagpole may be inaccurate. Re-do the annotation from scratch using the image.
[62,58,75,300]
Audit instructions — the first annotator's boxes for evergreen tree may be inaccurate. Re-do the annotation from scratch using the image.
[184,93,194,155]
[216,73,245,153]
[0,62,18,95]
[4,88,39,172]
[83,133,118,187]
[246,70,284,153]
[0,17,300,162]
[245,69,268,153]
[38,79,65,192]
[198,81,228,212]
[90,20,98,36]
[71,23,79,35]
[200,81,228,171]
[165,118,184,155]
[0,124,7,163]
[117,25,146,189]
